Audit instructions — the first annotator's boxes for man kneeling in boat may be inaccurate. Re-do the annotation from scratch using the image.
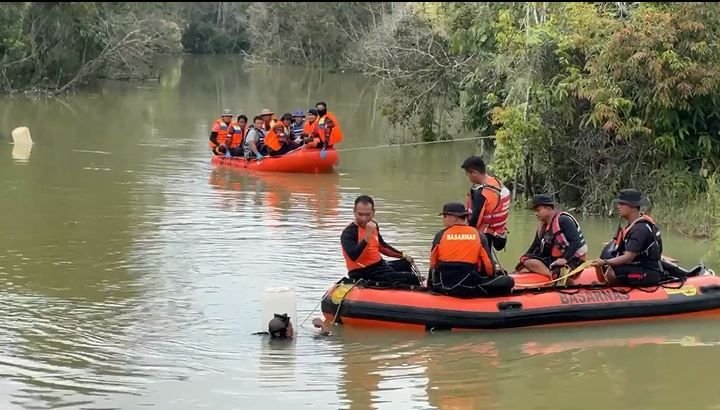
[429,202,514,297]
[341,195,420,286]
[591,189,663,286]
[517,194,587,284]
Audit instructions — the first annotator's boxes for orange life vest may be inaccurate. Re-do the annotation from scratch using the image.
[342,224,383,271]
[537,211,588,259]
[226,124,246,149]
[303,120,322,148]
[263,117,277,132]
[614,214,655,247]
[430,225,494,275]
[264,123,290,152]
[465,175,511,235]
[317,112,343,146]
[209,118,234,149]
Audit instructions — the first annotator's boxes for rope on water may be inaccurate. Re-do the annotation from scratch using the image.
[335,135,495,153]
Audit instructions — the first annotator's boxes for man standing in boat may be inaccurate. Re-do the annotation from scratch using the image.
[591,189,664,286]
[340,195,420,285]
[517,194,588,284]
[461,156,511,252]
[428,202,514,297]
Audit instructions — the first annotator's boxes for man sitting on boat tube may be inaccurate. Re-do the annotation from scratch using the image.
[341,195,420,286]
[591,189,664,286]
[428,202,515,297]
[517,194,588,284]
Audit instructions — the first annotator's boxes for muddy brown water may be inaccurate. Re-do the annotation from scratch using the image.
[0,56,717,409]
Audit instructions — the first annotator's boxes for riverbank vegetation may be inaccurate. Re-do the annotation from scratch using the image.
[350,2,720,240]
[0,2,389,93]
[4,2,720,241]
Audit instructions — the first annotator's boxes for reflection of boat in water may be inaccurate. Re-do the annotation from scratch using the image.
[211,147,338,174]
[207,169,340,222]
[331,317,720,410]
[321,269,720,331]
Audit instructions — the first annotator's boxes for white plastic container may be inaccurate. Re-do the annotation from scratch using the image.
[11,126,33,145]
[260,287,297,332]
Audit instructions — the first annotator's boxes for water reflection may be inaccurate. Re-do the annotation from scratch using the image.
[330,320,720,410]
[11,142,32,163]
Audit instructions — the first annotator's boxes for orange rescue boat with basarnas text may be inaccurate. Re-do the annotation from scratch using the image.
[211,147,338,174]
[321,267,720,331]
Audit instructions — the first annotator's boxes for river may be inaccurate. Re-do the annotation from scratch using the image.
[0,55,718,409]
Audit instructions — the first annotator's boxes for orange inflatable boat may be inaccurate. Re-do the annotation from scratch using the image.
[321,268,720,331]
[211,147,338,173]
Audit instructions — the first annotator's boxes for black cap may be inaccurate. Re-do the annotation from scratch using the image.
[530,194,556,209]
[281,113,293,121]
[614,189,646,207]
[438,202,471,217]
[308,108,319,115]
[268,313,290,338]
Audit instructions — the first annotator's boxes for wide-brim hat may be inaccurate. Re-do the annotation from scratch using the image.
[613,189,647,207]
[438,202,471,217]
[260,108,274,116]
[529,194,556,209]
[221,108,233,116]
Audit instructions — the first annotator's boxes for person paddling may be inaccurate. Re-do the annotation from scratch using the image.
[591,189,663,286]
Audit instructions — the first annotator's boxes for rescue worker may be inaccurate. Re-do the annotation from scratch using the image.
[209,108,235,156]
[259,108,276,132]
[302,108,321,148]
[315,101,343,148]
[591,189,664,286]
[341,195,420,285]
[517,194,588,284]
[243,115,267,160]
[225,114,248,156]
[291,110,305,143]
[429,202,515,297]
[264,113,300,157]
[461,156,511,251]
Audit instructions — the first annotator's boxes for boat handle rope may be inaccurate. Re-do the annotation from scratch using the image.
[332,282,360,324]
[514,260,593,288]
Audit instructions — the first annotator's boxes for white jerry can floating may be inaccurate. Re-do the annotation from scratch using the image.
[260,287,297,332]
[11,126,33,145]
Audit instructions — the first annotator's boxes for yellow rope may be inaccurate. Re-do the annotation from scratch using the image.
[513,260,594,288]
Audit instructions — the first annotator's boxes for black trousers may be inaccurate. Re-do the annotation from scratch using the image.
[269,142,301,157]
[430,268,515,297]
[348,259,420,286]
[487,234,507,252]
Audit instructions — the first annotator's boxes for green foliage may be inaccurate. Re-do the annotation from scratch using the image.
[0,2,390,91]
[360,2,720,229]
[179,2,250,54]
[0,2,183,93]
[246,2,390,67]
